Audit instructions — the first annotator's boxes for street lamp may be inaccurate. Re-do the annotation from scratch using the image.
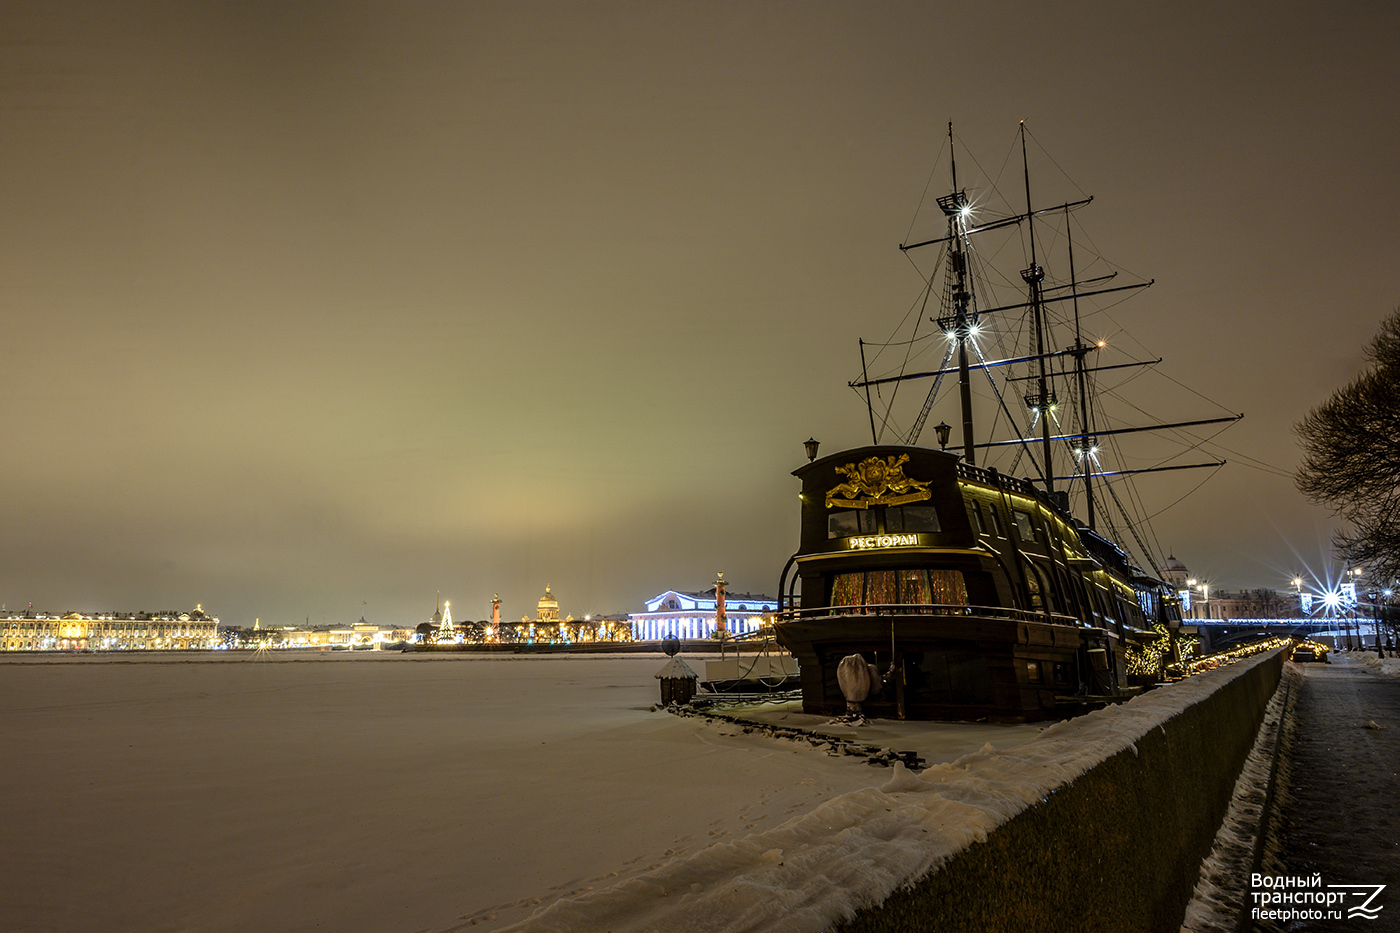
[1186,579,1208,619]
[1383,588,1395,654]
[1347,565,1363,649]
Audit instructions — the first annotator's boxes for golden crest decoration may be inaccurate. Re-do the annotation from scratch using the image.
[825,454,933,509]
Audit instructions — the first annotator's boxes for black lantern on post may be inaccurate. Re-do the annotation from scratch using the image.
[804,438,820,462]
[934,422,952,451]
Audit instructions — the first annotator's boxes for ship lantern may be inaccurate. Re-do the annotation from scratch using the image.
[934,422,952,450]
[804,437,820,462]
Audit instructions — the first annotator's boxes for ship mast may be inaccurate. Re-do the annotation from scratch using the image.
[1064,204,1097,528]
[867,123,1243,571]
[1019,123,1055,496]
[938,122,978,464]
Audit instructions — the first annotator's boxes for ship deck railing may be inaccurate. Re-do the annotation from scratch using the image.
[955,461,1038,496]
[776,603,1081,627]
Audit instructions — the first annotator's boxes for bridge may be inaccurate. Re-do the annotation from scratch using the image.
[1189,617,1387,652]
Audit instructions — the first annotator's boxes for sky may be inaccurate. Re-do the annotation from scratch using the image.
[3,1,1398,627]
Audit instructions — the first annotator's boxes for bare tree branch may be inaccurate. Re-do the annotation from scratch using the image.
[1295,306,1400,582]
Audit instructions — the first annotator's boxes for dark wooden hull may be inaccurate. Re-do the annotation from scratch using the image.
[776,612,1098,722]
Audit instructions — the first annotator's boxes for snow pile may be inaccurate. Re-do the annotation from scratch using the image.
[505,655,1278,933]
[655,656,699,679]
[1356,651,1400,677]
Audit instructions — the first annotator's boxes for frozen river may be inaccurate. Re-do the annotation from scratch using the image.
[0,651,1041,932]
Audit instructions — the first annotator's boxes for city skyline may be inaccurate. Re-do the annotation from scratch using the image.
[3,2,1398,625]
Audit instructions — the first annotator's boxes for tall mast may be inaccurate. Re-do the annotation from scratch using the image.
[939,122,977,464]
[1020,122,1054,496]
[859,338,878,444]
[1065,205,1096,528]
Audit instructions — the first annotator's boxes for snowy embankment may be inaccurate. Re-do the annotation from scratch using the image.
[1179,661,1298,933]
[508,650,1287,933]
[1356,650,1400,677]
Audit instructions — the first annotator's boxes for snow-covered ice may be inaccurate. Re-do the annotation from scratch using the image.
[0,649,1275,933]
[0,651,1035,933]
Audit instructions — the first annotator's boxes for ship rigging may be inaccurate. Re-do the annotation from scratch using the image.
[853,122,1240,567]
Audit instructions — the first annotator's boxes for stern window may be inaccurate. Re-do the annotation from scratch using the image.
[828,509,877,539]
[886,505,941,533]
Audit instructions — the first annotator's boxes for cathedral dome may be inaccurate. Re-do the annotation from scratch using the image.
[535,585,560,624]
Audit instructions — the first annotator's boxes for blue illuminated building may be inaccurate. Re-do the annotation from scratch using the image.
[629,587,777,641]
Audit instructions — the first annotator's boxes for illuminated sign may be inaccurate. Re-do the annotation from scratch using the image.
[847,533,920,550]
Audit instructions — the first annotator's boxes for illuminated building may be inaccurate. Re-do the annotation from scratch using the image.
[628,586,777,641]
[488,586,632,644]
[327,619,413,648]
[232,619,414,649]
[1159,557,1295,620]
[536,585,559,625]
[1,605,219,651]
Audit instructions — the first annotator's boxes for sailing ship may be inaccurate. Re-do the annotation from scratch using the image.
[773,124,1240,722]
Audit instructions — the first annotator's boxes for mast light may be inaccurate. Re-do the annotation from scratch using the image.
[937,190,969,216]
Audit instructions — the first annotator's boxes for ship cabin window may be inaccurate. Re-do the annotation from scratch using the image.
[989,506,1006,537]
[828,509,876,539]
[1137,588,1159,620]
[830,568,969,609]
[1121,594,1147,629]
[885,505,941,533]
[970,501,987,535]
[1026,660,1042,684]
[1022,560,1058,613]
[1012,509,1040,544]
[1024,567,1044,611]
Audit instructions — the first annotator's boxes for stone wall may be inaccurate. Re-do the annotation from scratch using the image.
[839,649,1286,933]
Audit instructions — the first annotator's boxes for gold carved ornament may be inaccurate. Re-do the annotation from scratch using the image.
[825,454,933,509]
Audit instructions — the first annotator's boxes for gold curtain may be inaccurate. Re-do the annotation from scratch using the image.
[898,569,931,604]
[832,572,864,607]
[928,569,969,606]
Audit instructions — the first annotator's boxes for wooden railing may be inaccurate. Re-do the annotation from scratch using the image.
[776,603,1079,627]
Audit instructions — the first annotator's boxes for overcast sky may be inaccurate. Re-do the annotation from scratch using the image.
[3,1,1397,626]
